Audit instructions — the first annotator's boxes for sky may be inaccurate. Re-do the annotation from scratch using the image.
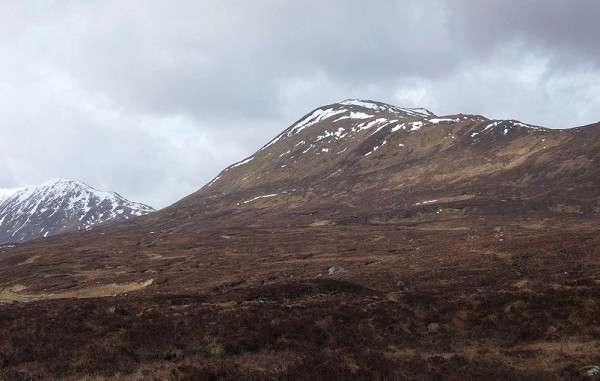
[1,1,599,209]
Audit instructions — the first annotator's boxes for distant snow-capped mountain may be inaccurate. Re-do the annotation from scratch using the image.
[0,179,154,244]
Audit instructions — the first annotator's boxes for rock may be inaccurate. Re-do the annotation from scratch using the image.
[427,322,440,334]
[328,266,344,275]
[396,280,407,290]
[256,296,270,303]
[161,349,184,362]
[580,365,600,378]
[494,226,505,241]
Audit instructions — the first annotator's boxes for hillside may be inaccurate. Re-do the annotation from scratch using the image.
[153,99,599,229]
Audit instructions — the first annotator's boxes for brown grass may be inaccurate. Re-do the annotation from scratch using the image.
[0,225,597,379]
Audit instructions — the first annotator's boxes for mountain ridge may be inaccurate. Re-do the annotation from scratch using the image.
[153,99,597,230]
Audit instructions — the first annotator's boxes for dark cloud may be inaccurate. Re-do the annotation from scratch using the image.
[447,1,600,67]
[0,1,598,207]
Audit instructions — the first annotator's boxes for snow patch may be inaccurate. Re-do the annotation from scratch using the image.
[241,194,278,204]
[483,121,501,131]
[409,121,424,131]
[391,123,405,132]
[231,156,254,168]
[207,175,221,187]
[291,108,347,134]
[339,99,385,110]
[316,127,348,142]
[512,121,543,130]
[349,111,372,119]
[415,199,438,206]
[369,122,389,136]
[353,118,389,133]
[0,187,21,201]
[428,118,459,124]
[327,169,342,178]
[334,127,347,137]
[339,99,433,117]
[365,140,387,156]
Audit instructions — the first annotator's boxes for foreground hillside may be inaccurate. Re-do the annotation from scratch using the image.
[0,100,598,380]
[0,225,598,380]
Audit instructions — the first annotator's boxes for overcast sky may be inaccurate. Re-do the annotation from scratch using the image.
[1,1,599,208]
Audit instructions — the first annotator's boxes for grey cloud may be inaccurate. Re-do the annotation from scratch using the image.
[8,1,459,121]
[447,1,600,68]
[0,1,598,207]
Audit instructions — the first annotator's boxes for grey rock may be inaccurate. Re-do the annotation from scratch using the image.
[427,322,440,334]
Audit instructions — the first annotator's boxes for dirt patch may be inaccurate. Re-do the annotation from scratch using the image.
[310,219,335,227]
[0,283,41,302]
[549,204,583,213]
[49,279,154,298]
[18,254,40,265]
[0,279,154,301]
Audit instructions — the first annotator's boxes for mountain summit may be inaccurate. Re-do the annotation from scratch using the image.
[0,178,154,244]
[161,99,598,228]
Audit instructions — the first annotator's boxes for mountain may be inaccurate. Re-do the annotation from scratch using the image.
[0,178,154,244]
[0,101,598,379]
[157,99,599,229]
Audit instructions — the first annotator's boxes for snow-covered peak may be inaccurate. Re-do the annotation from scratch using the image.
[37,178,120,200]
[0,179,155,244]
[40,178,74,187]
[290,100,436,135]
[1,179,86,203]
[259,100,436,151]
[339,99,434,117]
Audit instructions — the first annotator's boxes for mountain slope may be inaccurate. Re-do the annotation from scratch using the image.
[0,179,154,244]
[157,99,598,229]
